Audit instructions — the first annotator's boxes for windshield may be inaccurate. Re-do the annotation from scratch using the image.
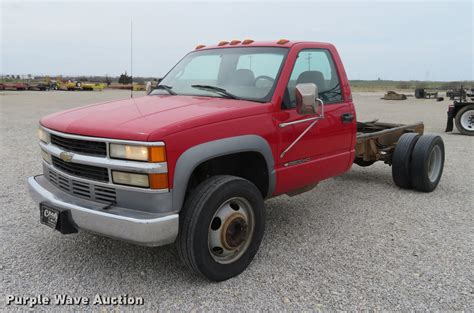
[151,47,289,102]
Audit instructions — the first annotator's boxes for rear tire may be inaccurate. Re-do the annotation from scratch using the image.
[410,135,445,192]
[177,175,265,281]
[455,105,474,136]
[392,133,420,189]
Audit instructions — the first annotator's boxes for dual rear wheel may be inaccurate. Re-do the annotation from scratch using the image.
[392,133,445,192]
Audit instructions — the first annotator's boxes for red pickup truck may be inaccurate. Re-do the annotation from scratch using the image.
[28,40,445,281]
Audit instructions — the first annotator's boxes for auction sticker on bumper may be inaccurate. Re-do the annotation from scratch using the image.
[40,204,59,229]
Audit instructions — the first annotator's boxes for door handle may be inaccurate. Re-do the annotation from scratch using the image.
[341,113,354,123]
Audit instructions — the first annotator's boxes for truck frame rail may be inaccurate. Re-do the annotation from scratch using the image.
[355,121,424,165]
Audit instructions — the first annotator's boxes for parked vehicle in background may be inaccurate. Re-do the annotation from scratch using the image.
[81,82,105,91]
[446,87,474,100]
[58,80,105,91]
[28,83,49,91]
[0,82,29,90]
[27,81,57,91]
[415,88,438,99]
[466,88,474,98]
[446,86,474,135]
[28,40,445,281]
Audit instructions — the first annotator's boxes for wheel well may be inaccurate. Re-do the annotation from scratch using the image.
[185,152,269,199]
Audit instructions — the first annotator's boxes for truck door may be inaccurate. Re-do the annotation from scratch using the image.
[274,48,355,194]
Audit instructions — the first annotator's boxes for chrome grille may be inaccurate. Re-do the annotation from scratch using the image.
[52,155,109,182]
[50,134,107,156]
[47,167,116,203]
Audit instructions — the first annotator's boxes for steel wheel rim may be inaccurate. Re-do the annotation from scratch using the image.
[208,197,255,264]
[428,145,442,182]
[460,110,474,131]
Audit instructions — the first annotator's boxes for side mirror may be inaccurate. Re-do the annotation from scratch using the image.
[295,83,322,115]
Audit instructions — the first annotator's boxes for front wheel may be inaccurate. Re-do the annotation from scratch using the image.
[177,175,265,281]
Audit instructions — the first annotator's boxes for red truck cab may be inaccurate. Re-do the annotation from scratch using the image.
[29,40,359,281]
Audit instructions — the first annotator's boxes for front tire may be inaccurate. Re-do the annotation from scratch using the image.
[455,105,474,136]
[177,175,265,281]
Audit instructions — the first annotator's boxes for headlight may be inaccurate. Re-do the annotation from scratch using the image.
[109,144,166,162]
[37,127,50,143]
[112,171,150,188]
[112,171,169,189]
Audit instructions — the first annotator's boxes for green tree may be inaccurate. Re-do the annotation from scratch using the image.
[118,72,132,84]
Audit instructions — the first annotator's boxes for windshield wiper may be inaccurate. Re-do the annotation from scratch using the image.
[155,84,176,95]
[191,84,240,100]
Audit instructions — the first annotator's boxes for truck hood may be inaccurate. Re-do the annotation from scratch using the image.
[40,95,270,141]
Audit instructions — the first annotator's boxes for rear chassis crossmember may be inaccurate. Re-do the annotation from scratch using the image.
[355,121,424,165]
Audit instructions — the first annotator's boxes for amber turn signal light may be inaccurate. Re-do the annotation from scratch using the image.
[148,146,166,162]
[218,41,229,46]
[242,39,254,44]
[277,39,289,44]
[195,44,206,49]
[149,173,169,189]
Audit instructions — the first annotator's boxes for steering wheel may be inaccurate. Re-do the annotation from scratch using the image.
[254,75,275,85]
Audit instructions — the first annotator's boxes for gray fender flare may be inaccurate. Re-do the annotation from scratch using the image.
[171,135,275,212]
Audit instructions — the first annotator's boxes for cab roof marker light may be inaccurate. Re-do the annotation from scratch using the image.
[277,39,290,44]
[218,41,229,46]
[195,44,206,49]
[242,39,254,44]
[230,40,241,45]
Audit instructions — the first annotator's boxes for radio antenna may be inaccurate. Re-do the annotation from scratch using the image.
[130,20,133,98]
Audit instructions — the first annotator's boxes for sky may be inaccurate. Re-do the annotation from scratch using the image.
[1,0,473,81]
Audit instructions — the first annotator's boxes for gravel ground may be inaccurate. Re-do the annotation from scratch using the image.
[0,90,472,311]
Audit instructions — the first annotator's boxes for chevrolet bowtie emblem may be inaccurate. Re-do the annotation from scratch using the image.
[59,152,74,162]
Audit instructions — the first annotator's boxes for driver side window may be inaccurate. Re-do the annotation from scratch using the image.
[282,49,342,109]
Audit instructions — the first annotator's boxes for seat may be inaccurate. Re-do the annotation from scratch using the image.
[229,69,255,86]
[282,71,326,109]
[296,71,326,91]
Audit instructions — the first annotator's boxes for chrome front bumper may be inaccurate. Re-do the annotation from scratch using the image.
[28,175,179,247]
